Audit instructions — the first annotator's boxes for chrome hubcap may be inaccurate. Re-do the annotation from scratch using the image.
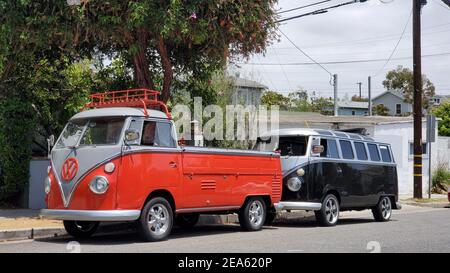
[325,198,339,224]
[148,204,170,235]
[381,198,392,219]
[248,200,264,226]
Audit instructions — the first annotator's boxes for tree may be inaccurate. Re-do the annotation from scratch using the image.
[372,104,390,116]
[382,65,435,110]
[311,97,333,116]
[288,90,312,112]
[433,101,450,136]
[261,91,290,110]
[351,95,368,102]
[68,1,278,102]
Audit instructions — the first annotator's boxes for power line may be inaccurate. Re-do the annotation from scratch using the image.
[373,8,413,76]
[276,0,332,14]
[277,0,366,23]
[239,52,450,66]
[278,29,333,77]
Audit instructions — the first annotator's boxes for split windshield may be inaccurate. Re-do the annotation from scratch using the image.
[55,117,125,148]
[255,135,309,156]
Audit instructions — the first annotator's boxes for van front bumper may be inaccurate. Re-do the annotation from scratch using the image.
[40,209,141,221]
[274,201,322,211]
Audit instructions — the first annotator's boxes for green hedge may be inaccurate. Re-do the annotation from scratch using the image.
[0,96,35,204]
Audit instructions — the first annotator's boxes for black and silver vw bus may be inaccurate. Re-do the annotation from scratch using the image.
[256,128,401,226]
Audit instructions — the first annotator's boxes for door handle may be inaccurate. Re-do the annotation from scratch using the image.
[169,161,178,168]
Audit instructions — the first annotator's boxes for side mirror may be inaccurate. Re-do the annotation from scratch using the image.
[311,145,324,156]
[124,129,140,145]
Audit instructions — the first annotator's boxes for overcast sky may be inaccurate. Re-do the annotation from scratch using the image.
[232,0,450,99]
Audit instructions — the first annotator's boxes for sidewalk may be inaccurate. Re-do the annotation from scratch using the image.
[0,209,65,241]
[400,194,449,208]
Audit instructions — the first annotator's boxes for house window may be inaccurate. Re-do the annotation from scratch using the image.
[396,104,402,115]
[409,143,427,155]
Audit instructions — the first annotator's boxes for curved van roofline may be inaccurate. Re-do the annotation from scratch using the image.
[70,107,169,120]
[261,128,384,144]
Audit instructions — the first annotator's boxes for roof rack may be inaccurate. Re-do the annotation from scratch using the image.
[83,88,171,119]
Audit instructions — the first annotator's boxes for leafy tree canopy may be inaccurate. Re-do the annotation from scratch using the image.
[433,101,450,137]
[382,65,435,110]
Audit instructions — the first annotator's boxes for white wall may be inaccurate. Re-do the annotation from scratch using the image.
[373,121,436,196]
[437,136,450,169]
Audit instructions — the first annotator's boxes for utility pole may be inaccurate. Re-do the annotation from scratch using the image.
[368,76,372,116]
[333,74,338,116]
[356,82,362,98]
[413,0,426,199]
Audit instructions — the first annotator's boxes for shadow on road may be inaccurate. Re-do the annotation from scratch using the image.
[34,224,278,246]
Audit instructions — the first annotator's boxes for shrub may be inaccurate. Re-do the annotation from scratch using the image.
[431,162,450,194]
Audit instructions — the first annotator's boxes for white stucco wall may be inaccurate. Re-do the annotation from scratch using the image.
[372,121,436,196]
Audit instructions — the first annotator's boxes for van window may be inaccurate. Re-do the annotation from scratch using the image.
[277,136,309,156]
[367,144,381,161]
[379,145,392,162]
[320,139,339,158]
[339,140,354,159]
[354,142,368,160]
[142,121,176,147]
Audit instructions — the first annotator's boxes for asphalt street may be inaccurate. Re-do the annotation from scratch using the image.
[1,205,449,253]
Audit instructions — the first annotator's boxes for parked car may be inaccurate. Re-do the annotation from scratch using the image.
[41,89,282,241]
[255,128,401,226]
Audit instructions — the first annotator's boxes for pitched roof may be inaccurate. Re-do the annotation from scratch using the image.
[231,76,268,90]
[372,90,405,101]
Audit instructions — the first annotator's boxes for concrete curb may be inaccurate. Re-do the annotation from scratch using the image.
[0,227,66,242]
[401,201,450,209]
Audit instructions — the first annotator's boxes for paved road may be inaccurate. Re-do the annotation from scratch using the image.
[1,205,449,253]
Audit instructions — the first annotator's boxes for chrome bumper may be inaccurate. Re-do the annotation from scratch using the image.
[40,209,141,221]
[274,201,322,211]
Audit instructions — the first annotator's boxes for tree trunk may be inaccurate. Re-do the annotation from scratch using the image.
[156,36,173,103]
[131,31,155,90]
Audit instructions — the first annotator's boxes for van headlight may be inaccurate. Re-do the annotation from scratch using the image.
[89,176,109,194]
[287,176,302,192]
[44,176,51,194]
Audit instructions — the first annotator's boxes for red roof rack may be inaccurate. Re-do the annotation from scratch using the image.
[83,89,171,119]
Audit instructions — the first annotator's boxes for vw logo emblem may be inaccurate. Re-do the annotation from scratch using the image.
[61,157,78,182]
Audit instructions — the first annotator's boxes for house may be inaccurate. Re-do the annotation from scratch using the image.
[371,90,412,116]
[273,111,438,196]
[431,94,450,107]
[336,101,369,116]
[231,76,267,106]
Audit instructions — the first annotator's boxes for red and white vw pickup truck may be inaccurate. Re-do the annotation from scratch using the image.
[41,89,282,241]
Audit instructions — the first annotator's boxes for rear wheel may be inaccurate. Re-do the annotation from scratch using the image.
[315,194,339,226]
[239,197,266,231]
[63,220,99,239]
[137,197,173,242]
[372,196,392,222]
[175,213,200,228]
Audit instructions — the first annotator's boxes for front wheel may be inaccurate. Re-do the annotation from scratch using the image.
[63,220,99,239]
[372,196,392,222]
[239,197,266,231]
[137,197,173,242]
[315,194,339,226]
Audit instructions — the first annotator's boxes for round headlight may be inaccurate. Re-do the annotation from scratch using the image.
[287,176,302,192]
[104,162,115,173]
[89,176,109,194]
[296,168,305,177]
[44,176,51,194]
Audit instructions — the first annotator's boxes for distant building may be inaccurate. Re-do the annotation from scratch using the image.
[430,94,450,107]
[337,101,368,116]
[371,90,412,116]
[231,76,267,106]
